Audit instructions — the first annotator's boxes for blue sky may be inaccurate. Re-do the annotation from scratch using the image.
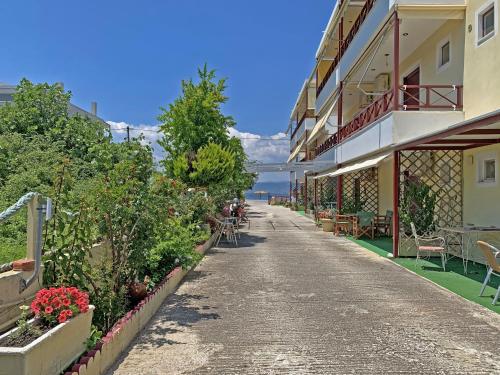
[1,1,333,179]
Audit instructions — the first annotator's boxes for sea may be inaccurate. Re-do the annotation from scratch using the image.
[245,181,290,200]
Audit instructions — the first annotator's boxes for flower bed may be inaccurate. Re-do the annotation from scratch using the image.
[63,232,218,375]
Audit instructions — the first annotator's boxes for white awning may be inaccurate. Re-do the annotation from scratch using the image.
[287,139,305,163]
[308,95,339,144]
[315,153,390,178]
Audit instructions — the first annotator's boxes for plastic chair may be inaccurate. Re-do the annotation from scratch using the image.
[476,241,500,305]
[411,222,447,271]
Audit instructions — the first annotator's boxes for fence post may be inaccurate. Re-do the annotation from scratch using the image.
[26,194,41,260]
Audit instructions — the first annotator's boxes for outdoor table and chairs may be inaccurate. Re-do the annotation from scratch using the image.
[439,225,500,274]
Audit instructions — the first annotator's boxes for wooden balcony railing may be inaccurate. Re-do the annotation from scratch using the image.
[290,109,316,140]
[339,90,394,141]
[316,0,376,96]
[314,84,463,157]
[399,85,463,110]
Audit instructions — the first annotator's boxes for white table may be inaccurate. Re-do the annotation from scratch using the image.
[440,226,500,274]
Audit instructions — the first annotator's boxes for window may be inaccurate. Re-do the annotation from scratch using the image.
[477,3,496,45]
[436,38,451,72]
[483,159,496,181]
[440,42,450,66]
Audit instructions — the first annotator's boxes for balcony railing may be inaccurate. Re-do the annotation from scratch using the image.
[400,85,463,110]
[316,0,376,96]
[314,84,463,157]
[339,90,394,141]
[290,109,316,140]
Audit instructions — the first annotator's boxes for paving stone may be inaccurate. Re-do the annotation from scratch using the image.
[107,201,500,375]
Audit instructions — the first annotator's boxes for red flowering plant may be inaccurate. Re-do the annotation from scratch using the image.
[30,287,89,326]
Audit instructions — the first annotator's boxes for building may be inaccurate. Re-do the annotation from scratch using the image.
[0,82,105,124]
[288,0,500,258]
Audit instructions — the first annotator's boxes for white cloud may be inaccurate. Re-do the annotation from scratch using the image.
[228,128,289,164]
[107,121,165,163]
[106,121,290,182]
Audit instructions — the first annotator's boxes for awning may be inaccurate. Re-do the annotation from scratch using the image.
[315,153,390,178]
[308,95,339,144]
[287,139,305,163]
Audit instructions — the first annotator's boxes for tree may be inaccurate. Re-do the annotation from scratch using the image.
[190,143,235,186]
[158,65,235,174]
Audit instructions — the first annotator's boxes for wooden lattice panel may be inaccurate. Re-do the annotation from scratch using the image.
[316,176,337,209]
[400,150,463,229]
[342,168,378,214]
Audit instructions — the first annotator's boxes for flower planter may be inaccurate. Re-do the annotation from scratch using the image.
[0,305,94,375]
[321,218,334,232]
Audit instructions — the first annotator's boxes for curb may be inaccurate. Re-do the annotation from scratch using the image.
[64,232,218,375]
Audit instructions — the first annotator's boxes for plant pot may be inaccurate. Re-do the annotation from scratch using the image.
[321,218,334,232]
[0,305,94,375]
[129,282,148,303]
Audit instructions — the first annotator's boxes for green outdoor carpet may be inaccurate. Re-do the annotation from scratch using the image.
[348,236,500,314]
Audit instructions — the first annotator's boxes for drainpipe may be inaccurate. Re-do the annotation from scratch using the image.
[393,12,400,110]
[392,151,400,257]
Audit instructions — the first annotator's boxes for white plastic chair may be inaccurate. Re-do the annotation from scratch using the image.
[411,222,447,271]
[477,241,500,305]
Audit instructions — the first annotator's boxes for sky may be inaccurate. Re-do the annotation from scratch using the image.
[1,0,334,181]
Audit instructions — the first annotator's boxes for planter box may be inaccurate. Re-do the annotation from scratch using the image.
[0,305,94,375]
[321,218,334,232]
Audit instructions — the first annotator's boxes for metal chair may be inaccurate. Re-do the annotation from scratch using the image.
[476,241,500,305]
[411,222,447,271]
[215,217,238,247]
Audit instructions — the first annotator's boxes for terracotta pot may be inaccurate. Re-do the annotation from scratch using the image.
[129,282,147,302]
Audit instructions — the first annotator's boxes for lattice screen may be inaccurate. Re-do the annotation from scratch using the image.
[342,168,378,213]
[399,150,462,229]
[316,176,337,209]
[399,150,463,256]
[306,176,315,209]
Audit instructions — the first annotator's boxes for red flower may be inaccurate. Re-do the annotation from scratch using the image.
[62,299,71,307]
[64,309,73,317]
[58,313,67,324]
[44,306,53,314]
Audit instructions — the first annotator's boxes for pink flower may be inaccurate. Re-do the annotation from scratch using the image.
[44,306,53,314]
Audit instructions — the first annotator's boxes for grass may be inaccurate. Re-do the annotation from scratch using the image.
[348,236,500,314]
[0,241,25,264]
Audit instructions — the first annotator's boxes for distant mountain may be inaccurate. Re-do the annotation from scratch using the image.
[245,181,289,200]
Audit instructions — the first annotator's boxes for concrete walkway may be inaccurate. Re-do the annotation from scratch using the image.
[108,201,500,374]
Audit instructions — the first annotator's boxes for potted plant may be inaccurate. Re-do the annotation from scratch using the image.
[0,286,94,375]
[319,210,335,232]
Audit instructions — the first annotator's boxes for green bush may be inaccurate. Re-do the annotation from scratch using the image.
[146,218,202,284]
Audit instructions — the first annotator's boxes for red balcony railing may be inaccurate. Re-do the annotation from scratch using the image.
[399,85,463,110]
[314,84,463,157]
[316,0,376,96]
[339,90,394,141]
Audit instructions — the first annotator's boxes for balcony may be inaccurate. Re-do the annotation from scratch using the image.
[315,84,463,158]
[316,0,376,97]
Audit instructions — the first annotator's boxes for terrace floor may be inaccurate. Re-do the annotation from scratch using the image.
[108,201,500,374]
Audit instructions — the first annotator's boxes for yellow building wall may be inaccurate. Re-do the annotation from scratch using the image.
[463,143,500,227]
[400,19,464,87]
[463,0,500,119]
[378,158,394,215]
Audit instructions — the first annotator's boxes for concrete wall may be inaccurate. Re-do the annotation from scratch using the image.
[399,19,465,87]
[463,143,500,227]
[463,0,500,119]
[378,158,394,215]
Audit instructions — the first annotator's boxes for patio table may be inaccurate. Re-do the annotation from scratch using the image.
[440,226,500,274]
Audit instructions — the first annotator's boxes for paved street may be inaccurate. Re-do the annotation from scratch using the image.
[108,201,500,374]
